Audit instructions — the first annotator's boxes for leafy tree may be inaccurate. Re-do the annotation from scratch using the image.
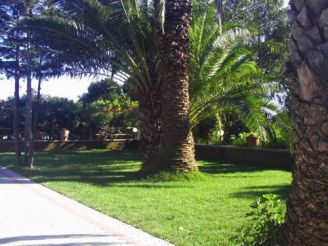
[0,0,27,164]
[0,0,66,167]
[0,99,14,138]
[78,99,138,139]
[222,0,289,76]
[80,79,123,104]
[284,0,328,244]
[36,96,81,139]
[79,79,138,139]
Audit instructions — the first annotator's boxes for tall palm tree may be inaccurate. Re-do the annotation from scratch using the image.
[284,0,328,244]
[157,0,197,172]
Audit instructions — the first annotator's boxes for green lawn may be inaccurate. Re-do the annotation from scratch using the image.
[0,150,291,246]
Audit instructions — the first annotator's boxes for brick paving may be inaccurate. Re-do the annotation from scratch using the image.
[0,167,174,246]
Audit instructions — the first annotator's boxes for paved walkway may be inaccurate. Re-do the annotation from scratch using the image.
[0,167,174,246]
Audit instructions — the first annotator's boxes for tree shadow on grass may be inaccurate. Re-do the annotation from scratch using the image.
[1,150,290,190]
[0,150,142,187]
[199,160,290,175]
[10,168,141,187]
[1,150,192,188]
[37,150,142,166]
[199,162,265,174]
[230,184,291,200]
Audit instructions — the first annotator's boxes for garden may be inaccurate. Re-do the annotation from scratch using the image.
[0,0,327,245]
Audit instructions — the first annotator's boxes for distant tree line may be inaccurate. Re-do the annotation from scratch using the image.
[0,79,138,140]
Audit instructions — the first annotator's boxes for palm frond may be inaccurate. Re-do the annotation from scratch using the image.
[189,1,280,136]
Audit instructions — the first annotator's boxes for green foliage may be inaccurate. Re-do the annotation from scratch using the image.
[231,111,292,149]
[80,98,138,138]
[0,99,14,131]
[95,98,138,110]
[223,0,289,75]
[232,194,286,246]
[27,0,160,100]
[79,79,123,104]
[0,82,138,140]
[262,111,292,149]
[78,79,138,138]
[231,132,252,146]
[193,115,225,144]
[189,1,281,142]
[36,96,81,138]
[0,1,68,80]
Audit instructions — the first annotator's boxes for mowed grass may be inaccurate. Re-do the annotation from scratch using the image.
[0,150,291,246]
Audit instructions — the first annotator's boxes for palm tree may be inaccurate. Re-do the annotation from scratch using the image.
[157,0,197,172]
[283,0,328,244]
[189,3,279,140]
[27,0,162,168]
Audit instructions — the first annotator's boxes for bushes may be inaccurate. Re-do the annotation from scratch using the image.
[231,132,254,146]
[232,194,286,246]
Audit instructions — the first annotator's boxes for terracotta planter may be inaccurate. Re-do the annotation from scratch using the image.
[246,134,260,148]
[60,128,70,141]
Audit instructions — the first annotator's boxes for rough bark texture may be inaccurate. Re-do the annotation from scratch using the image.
[13,22,21,166]
[24,11,34,168]
[284,0,328,245]
[138,0,162,173]
[33,75,42,140]
[139,92,161,172]
[24,72,34,168]
[13,68,21,165]
[158,0,197,172]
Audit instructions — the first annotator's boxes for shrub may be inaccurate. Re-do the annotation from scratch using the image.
[231,132,255,146]
[232,194,286,246]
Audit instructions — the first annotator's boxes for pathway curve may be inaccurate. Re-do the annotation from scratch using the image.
[0,167,174,246]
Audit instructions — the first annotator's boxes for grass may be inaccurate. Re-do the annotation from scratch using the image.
[0,150,291,246]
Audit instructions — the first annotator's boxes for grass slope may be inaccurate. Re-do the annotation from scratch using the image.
[0,150,291,246]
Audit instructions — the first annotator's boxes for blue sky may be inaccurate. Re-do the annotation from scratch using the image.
[0,0,290,101]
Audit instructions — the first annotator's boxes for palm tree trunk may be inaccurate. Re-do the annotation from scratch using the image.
[139,92,161,173]
[284,0,328,244]
[158,0,197,172]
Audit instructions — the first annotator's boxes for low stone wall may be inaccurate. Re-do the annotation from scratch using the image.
[196,145,294,170]
[0,140,137,152]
